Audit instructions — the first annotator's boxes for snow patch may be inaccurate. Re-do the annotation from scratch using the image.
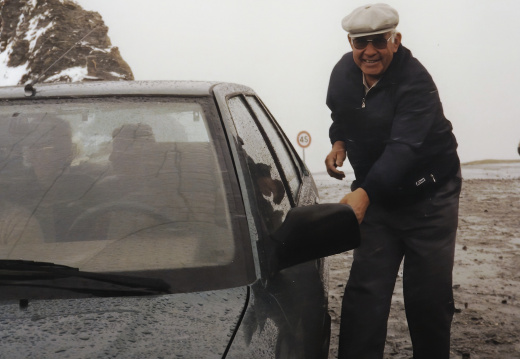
[0,43,29,86]
[460,162,520,180]
[16,13,26,36]
[25,15,54,52]
[80,41,111,53]
[109,72,126,78]
[44,66,88,82]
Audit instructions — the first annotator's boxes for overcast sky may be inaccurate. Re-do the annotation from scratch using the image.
[76,0,520,173]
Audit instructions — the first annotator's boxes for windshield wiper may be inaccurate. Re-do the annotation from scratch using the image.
[0,259,77,271]
[0,259,171,297]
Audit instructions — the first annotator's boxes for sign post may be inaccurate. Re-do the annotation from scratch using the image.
[296,131,311,165]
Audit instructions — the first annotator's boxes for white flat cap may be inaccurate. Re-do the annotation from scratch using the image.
[342,3,399,38]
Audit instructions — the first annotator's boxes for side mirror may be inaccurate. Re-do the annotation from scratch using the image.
[269,203,360,273]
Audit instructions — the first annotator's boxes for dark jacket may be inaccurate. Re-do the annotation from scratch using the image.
[327,45,459,203]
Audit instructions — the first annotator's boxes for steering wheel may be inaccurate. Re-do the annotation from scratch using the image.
[66,201,174,240]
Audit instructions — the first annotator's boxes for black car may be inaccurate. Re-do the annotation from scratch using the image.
[0,81,359,358]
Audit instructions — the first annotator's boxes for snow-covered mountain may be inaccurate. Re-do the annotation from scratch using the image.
[0,0,133,86]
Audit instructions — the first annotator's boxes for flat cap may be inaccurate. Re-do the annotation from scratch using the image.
[342,3,399,38]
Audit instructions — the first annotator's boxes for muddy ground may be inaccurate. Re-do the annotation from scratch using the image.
[315,169,520,359]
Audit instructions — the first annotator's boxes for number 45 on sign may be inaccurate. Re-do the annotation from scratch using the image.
[296,131,311,164]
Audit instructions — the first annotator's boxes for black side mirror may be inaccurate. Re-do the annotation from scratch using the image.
[269,203,360,273]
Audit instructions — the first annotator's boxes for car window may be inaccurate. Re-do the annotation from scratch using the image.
[227,96,291,233]
[0,97,247,278]
[245,96,301,200]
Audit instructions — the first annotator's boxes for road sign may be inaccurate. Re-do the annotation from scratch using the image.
[297,131,311,148]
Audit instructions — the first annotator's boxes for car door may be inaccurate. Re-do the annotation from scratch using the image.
[220,90,330,359]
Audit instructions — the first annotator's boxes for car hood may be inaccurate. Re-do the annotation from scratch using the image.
[0,286,248,358]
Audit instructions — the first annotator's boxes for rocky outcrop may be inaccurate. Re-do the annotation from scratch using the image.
[0,0,134,86]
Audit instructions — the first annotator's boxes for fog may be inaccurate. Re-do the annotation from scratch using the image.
[76,0,520,173]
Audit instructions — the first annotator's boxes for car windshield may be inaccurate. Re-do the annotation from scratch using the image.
[0,96,251,289]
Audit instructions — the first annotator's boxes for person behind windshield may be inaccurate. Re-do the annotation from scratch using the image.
[106,123,176,210]
[324,4,461,358]
[0,115,75,246]
[109,123,157,177]
[21,115,107,242]
[25,115,75,186]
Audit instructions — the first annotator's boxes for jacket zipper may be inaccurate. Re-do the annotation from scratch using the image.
[362,87,372,108]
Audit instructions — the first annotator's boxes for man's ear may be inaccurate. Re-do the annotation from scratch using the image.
[391,32,402,53]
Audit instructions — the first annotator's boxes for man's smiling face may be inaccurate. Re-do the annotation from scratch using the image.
[349,31,401,85]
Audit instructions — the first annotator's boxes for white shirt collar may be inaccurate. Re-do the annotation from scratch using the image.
[363,74,379,94]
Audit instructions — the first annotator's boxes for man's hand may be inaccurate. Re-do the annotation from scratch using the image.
[340,188,370,224]
[325,141,347,180]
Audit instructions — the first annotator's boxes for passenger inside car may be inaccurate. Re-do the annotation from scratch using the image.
[24,115,109,243]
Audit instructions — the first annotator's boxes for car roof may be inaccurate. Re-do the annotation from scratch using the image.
[0,80,253,99]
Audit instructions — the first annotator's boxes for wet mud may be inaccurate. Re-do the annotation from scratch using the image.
[316,175,520,359]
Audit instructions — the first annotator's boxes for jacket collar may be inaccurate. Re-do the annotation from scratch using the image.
[374,44,407,87]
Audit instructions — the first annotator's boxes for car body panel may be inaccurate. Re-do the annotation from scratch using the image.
[226,264,330,359]
[0,80,216,99]
[0,287,247,358]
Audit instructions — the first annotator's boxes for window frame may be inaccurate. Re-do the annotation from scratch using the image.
[228,94,304,207]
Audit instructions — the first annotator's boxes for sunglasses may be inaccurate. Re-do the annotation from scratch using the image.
[352,36,392,50]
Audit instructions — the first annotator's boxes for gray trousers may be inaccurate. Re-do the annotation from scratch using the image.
[338,174,462,359]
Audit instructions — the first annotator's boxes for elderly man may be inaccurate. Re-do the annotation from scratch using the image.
[325,4,461,359]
